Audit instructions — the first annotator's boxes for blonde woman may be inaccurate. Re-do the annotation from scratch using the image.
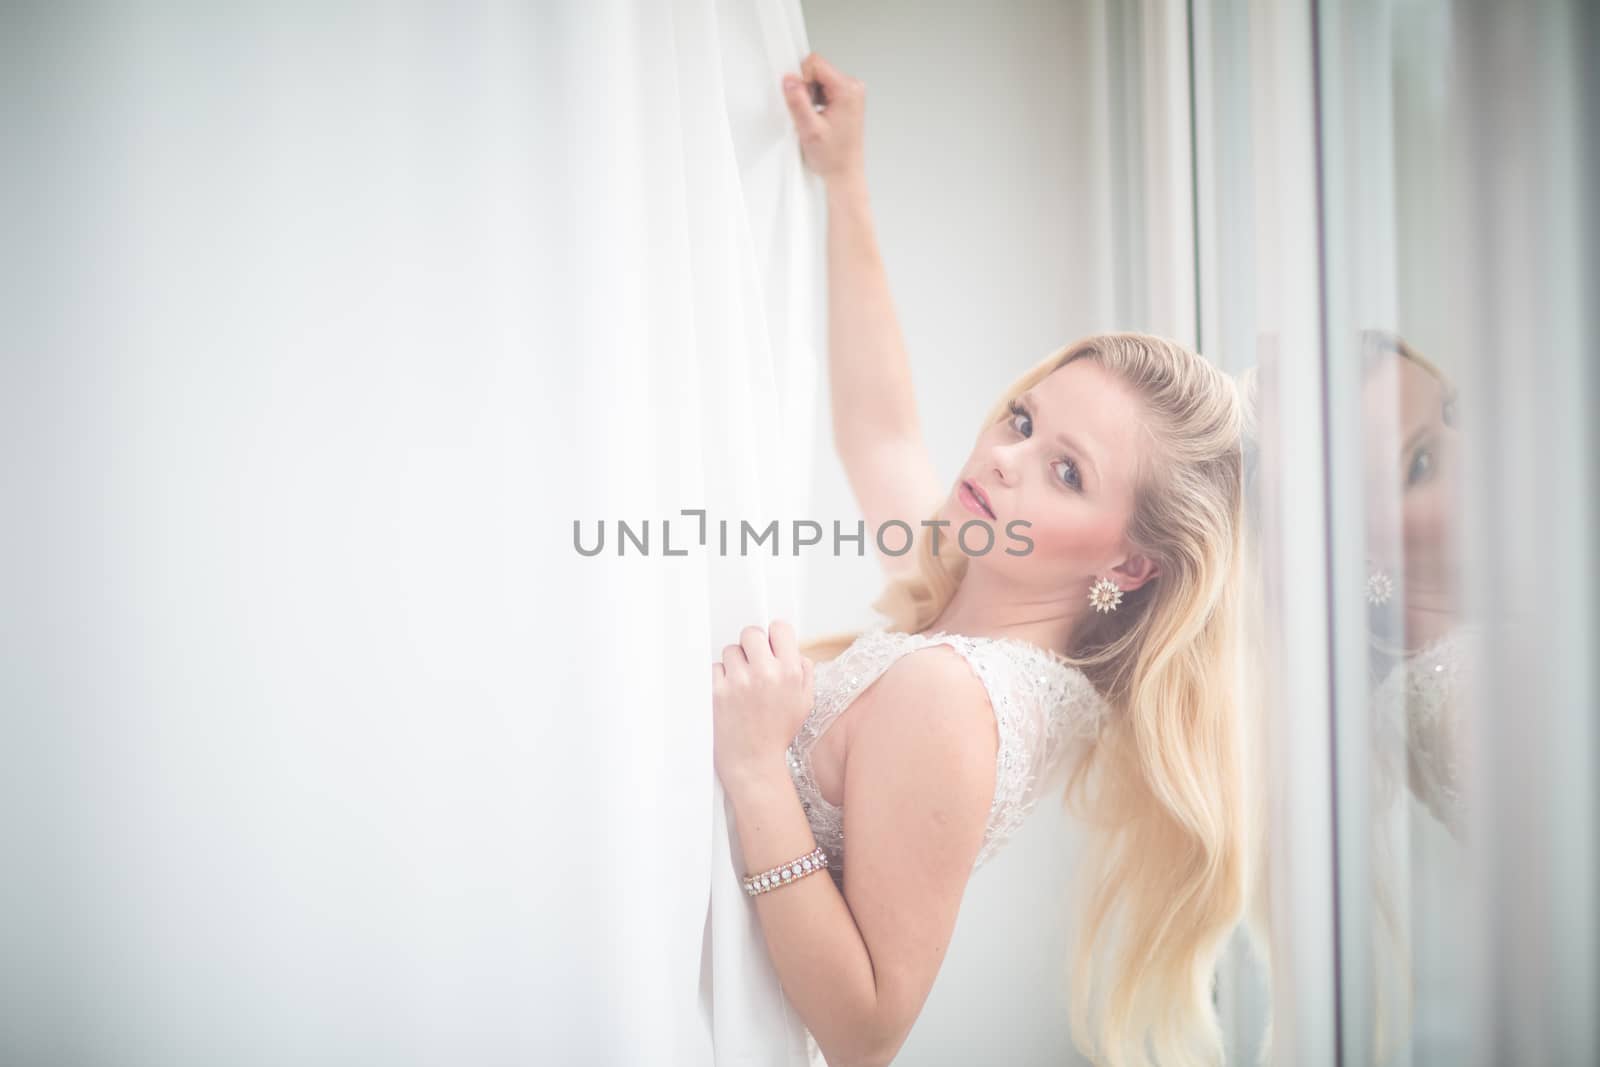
[1356,331,1477,1063]
[710,53,1252,1067]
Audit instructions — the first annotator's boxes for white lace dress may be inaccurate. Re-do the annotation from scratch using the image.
[1369,624,1478,837]
[783,626,1111,1066]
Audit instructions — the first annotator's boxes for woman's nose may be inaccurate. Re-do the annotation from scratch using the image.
[988,443,1019,486]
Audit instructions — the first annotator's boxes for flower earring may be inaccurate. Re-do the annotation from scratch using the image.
[1366,566,1394,606]
[1088,576,1123,613]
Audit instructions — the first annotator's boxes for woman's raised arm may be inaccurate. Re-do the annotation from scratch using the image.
[783,54,944,579]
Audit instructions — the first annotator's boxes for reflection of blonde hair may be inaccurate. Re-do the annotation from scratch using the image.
[804,333,1252,1066]
[1361,329,1458,424]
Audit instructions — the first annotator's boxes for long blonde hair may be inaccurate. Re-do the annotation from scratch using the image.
[802,332,1252,1065]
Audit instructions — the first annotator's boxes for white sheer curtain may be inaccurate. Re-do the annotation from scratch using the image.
[1,3,820,1064]
[546,1,824,1063]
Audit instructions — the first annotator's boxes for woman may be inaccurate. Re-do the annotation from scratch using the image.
[1357,332,1478,1063]
[711,53,1251,1067]
[1361,331,1473,838]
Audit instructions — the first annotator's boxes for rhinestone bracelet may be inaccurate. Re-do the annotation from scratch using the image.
[743,846,829,897]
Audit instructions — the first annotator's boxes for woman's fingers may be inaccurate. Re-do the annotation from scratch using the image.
[721,621,806,691]
[782,52,865,180]
[767,619,800,666]
[766,619,796,658]
[781,74,825,139]
[802,51,854,94]
[739,624,773,667]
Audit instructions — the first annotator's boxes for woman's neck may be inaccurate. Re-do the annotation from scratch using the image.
[922,575,1083,657]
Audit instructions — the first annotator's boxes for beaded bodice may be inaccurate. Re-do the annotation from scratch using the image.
[785,626,1111,880]
[1370,625,1477,836]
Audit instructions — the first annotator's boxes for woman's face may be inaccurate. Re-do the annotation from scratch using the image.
[938,358,1159,595]
[1362,353,1462,628]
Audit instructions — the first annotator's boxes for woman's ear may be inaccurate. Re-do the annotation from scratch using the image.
[1109,553,1160,593]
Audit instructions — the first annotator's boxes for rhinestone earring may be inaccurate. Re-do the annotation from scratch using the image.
[1088,576,1123,613]
[1366,567,1394,606]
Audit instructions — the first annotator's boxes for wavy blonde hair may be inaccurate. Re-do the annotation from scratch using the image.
[802,332,1252,1066]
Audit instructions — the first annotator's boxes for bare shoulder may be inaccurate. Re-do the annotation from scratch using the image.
[848,643,999,758]
[845,644,999,843]
[834,644,999,1061]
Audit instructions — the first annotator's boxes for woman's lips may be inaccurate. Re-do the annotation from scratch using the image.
[959,480,996,520]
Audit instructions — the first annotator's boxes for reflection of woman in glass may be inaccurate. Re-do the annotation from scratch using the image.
[1359,331,1478,1064]
[710,52,1253,1067]
[1360,330,1473,837]
[1236,333,1477,1063]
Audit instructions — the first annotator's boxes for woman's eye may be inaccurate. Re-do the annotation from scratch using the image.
[1407,446,1435,487]
[1009,401,1082,491]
